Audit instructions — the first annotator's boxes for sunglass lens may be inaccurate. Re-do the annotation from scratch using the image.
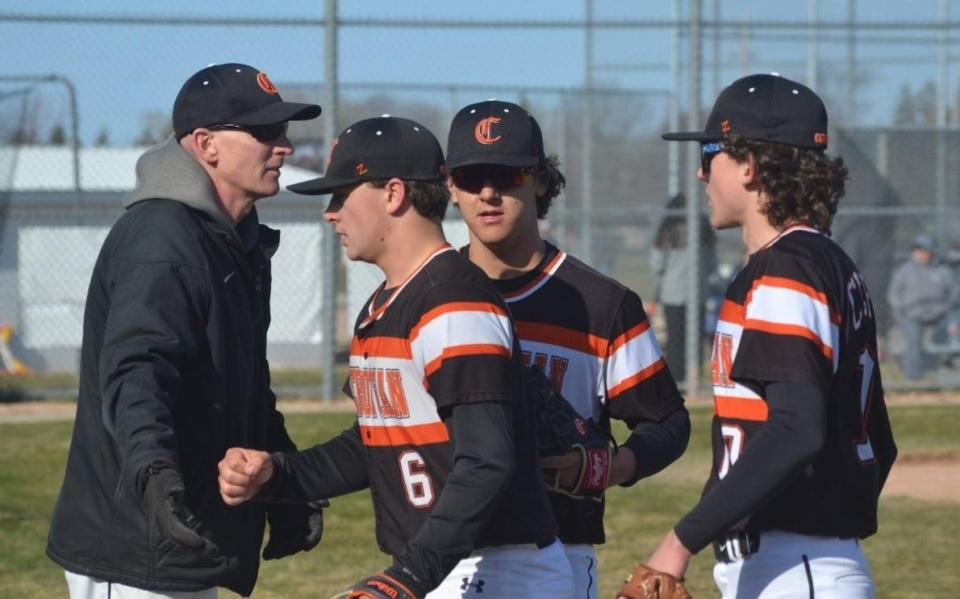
[248,122,288,142]
[701,142,723,174]
[452,165,525,191]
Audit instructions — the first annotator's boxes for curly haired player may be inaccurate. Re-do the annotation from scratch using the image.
[445,100,690,599]
[620,74,898,599]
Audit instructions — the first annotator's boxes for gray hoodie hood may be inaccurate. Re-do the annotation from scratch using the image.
[125,136,239,240]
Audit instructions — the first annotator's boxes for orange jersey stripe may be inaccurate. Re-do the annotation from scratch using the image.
[409,301,510,342]
[607,358,667,398]
[359,421,450,447]
[715,395,768,421]
[502,251,566,299]
[516,321,609,358]
[423,343,512,379]
[608,320,651,355]
[718,299,745,325]
[743,318,834,360]
[748,275,841,325]
[351,336,412,359]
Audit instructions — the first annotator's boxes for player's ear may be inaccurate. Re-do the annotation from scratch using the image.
[741,152,760,187]
[384,177,407,215]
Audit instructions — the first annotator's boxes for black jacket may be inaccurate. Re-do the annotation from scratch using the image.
[47,138,297,596]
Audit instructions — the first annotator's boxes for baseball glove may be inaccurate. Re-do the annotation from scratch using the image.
[529,364,615,501]
[337,571,420,599]
[617,563,691,599]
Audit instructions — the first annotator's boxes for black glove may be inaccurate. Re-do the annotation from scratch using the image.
[529,365,616,501]
[140,464,205,549]
[262,499,329,560]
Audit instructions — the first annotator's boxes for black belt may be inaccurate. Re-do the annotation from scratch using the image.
[713,531,761,563]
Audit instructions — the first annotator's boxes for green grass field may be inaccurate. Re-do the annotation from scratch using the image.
[1,404,957,598]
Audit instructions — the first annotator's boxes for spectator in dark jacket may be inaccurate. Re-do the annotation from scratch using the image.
[46,63,323,598]
[887,234,955,380]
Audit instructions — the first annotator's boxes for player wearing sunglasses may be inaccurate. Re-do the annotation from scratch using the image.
[446,100,690,598]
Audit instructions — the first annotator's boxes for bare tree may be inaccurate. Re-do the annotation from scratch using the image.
[48,123,67,145]
[94,127,110,147]
[135,110,172,146]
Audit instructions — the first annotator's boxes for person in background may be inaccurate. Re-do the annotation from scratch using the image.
[650,192,717,383]
[886,233,955,380]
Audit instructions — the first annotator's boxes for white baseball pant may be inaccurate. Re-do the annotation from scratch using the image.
[712,530,874,599]
[426,539,574,598]
[64,571,217,599]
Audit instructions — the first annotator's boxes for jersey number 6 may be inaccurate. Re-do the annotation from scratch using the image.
[399,450,436,508]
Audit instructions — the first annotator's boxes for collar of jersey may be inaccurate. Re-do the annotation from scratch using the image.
[501,245,567,302]
[761,224,821,251]
[358,243,455,330]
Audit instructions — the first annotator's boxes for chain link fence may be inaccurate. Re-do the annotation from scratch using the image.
[3,4,960,395]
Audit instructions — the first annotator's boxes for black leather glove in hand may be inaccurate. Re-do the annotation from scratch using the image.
[141,465,205,549]
[262,499,329,560]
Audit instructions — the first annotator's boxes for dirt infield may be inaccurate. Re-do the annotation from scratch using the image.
[882,452,960,503]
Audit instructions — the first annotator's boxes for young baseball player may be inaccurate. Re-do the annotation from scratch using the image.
[618,74,898,599]
[217,116,573,598]
[445,100,691,599]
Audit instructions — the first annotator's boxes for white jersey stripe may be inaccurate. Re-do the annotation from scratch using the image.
[503,251,568,302]
[605,327,665,396]
[746,283,840,368]
[411,310,514,372]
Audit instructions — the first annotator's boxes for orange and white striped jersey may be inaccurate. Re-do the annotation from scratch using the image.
[346,245,554,556]
[706,227,896,538]
[491,243,685,544]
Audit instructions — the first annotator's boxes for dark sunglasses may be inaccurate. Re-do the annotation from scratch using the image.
[450,164,528,193]
[208,122,289,143]
[700,142,725,176]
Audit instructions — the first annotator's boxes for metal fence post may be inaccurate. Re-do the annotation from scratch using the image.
[685,0,703,398]
[321,0,339,402]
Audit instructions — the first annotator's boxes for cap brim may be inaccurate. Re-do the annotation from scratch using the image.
[446,153,540,169]
[234,101,322,126]
[287,175,359,196]
[661,130,722,142]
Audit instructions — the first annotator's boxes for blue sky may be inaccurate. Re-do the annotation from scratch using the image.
[2,0,957,144]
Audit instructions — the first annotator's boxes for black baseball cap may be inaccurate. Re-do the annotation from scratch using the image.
[287,116,445,195]
[173,63,321,139]
[663,73,828,150]
[446,100,545,169]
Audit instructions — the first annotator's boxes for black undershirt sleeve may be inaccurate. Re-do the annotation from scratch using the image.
[262,421,370,502]
[620,406,691,486]
[673,381,827,553]
[393,400,515,592]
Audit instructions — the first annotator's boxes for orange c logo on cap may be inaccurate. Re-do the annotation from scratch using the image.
[475,116,503,145]
[720,119,731,133]
[356,162,368,175]
[814,132,828,145]
[257,72,279,95]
